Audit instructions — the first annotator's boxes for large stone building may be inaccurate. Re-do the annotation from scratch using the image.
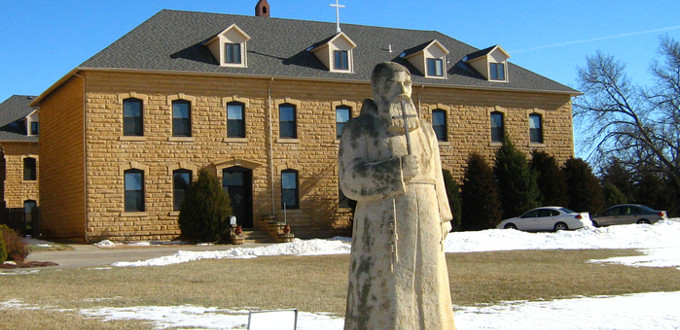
[31,2,578,242]
[0,95,39,214]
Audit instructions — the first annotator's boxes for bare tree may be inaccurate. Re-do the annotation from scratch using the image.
[574,35,680,200]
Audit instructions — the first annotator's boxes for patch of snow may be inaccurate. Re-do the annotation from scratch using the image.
[454,291,680,329]
[589,247,680,270]
[94,240,118,247]
[111,238,351,267]
[80,305,344,330]
[0,269,40,276]
[128,241,151,247]
[445,219,680,253]
[69,292,680,329]
[110,219,680,268]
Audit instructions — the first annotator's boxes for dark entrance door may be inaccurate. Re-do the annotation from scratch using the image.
[222,166,253,228]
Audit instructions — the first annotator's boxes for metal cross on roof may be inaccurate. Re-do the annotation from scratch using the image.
[330,0,345,33]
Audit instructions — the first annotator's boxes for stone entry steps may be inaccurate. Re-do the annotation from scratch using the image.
[240,229,275,243]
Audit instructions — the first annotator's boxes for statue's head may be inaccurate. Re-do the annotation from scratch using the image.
[371,62,412,103]
[370,62,418,132]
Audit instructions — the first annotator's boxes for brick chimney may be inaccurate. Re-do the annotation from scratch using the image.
[255,0,270,17]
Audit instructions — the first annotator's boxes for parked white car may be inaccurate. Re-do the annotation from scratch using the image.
[497,207,592,232]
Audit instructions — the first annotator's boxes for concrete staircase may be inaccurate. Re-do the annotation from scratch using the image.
[240,229,274,244]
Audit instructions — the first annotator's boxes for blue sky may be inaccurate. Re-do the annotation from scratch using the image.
[2,1,680,109]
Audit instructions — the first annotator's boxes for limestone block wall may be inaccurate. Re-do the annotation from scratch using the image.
[416,87,574,180]
[40,69,574,241]
[1,142,39,208]
[38,75,86,239]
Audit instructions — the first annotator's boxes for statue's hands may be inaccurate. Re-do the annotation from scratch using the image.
[401,155,419,180]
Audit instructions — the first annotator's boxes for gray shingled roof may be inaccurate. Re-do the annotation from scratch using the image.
[0,95,38,142]
[79,9,578,94]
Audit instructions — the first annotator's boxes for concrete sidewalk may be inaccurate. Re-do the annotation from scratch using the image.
[21,242,267,270]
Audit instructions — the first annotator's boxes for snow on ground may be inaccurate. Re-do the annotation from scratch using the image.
[110,219,680,268]
[5,219,680,328]
[4,292,680,329]
[111,238,352,267]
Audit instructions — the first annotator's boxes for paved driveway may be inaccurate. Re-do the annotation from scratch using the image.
[22,242,266,270]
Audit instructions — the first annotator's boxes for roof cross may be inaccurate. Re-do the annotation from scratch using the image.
[330,0,345,33]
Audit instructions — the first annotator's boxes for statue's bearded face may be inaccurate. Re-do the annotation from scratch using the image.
[375,71,419,133]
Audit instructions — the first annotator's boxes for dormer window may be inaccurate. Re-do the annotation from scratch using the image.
[310,32,357,73]
[30,122,39,135]
[225,43,242,64]
[465,45,510,82]
[490,62,505,81]
[334,50,349,71]
[204,24,250,68]
[25,109,39,136]
[427,58,444,77]
[403,39,449,79]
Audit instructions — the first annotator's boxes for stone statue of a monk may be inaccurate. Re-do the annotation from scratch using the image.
[339,62,455,329]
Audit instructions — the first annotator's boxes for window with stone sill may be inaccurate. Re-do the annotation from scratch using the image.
[279,104,297,139]
[529,113,544,144]
[281,169,299,209]
[490,111,504,143]
[123,98,143,136]
[336,105,351,139]
[124,169,145,212]
[227,102,246,138]
[432,109,447,141]
[172,100,191,137]
[23,157,36,181]
[173,169,192,211]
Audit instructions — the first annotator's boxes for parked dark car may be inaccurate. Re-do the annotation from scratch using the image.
[592,204,668,227]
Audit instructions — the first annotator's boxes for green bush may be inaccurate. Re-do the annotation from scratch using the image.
[531,150,568,206]
[178,168,232,242]
[0,224,28,262]
[0,226,7,263]
[563,157,605,213]
[493,139,540,219]
[461,153,502,230]
[442,169,462,231]
[603,182,627,206]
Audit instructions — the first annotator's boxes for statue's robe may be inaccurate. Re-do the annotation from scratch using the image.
[340,100,455,329]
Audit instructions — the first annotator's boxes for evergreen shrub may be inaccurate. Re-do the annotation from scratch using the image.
[178,168,232,242]
[563,157,605,213]
[493,139,540,219]
[442,169,462,231]
[461,153,502,230]
[530,150,568,206]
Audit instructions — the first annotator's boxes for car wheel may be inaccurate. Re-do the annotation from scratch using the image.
[504,223,517,230]
[554,222,568,231]
[637,219,651,224]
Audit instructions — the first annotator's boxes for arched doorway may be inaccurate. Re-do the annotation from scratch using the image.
[222,166,253,228]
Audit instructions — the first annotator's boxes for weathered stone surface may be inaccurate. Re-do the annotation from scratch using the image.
[340,63,455,329]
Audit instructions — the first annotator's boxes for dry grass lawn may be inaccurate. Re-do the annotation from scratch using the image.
[1,249,679,329]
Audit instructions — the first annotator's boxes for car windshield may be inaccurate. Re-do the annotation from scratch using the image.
[560,208,576,214]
